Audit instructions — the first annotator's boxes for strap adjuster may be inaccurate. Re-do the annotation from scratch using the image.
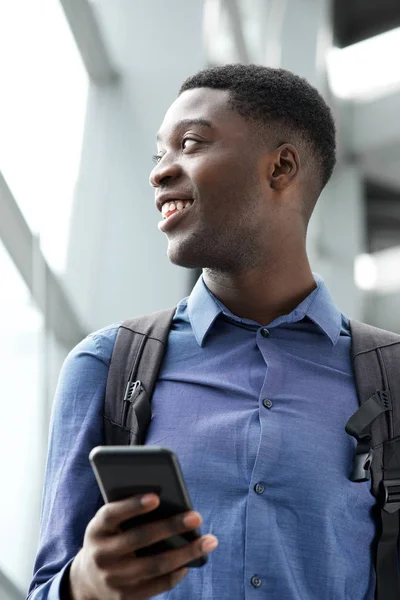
[380,479,400,513]
[350,448,374,482]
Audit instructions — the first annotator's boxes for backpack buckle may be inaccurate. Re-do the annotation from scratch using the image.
[350,448,374,482]
[380,479,400,513]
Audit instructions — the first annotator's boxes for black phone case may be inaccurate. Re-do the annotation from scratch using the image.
[89,446,207,568]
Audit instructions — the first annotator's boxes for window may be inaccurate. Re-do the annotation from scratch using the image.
[0,0,89,274]
[0,239,44,590]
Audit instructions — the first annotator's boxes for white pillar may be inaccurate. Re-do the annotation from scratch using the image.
[265,0,365,319]
[314,165,366,318]
[64,0,206,331]
[278,0,332,89]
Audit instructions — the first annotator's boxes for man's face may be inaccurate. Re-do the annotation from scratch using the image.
[150,88,270,271]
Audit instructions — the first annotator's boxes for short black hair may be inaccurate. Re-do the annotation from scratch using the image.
[179,64,336,201]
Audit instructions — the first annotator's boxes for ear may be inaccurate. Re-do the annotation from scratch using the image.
[270,144,300,190]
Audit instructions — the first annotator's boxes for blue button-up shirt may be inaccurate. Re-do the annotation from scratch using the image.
[28,274,376,600]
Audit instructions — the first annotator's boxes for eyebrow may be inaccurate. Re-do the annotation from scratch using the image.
[156,118,213,142]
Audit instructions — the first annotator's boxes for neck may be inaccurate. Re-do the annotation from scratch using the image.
[202,246,316,326]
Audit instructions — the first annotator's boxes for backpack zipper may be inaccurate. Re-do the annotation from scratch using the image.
[376,347,393,439]
[122,379,144,427]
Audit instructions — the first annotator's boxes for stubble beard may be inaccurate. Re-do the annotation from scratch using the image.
[166,213,265,272]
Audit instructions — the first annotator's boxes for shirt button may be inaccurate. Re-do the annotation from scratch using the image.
[260,328,270,338]
[251,576,262,588]
[254,482,264,494]
[263,398,273,409]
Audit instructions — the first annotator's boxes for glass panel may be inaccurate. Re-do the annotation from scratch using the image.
[0,239,45,591]
[0,0,89,274]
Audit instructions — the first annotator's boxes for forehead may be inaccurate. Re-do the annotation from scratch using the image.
[156,88,250,142]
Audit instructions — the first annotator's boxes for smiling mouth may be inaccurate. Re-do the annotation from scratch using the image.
[161,199,193,220]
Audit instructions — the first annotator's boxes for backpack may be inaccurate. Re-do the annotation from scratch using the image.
[103,309,400,600]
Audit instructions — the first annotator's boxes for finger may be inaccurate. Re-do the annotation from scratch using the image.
[126,567,189,600]
[99,534,217,587]
[87,494,160,538]
[107,511,203,557]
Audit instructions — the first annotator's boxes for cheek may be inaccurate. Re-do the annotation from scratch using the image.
[191,154,253,202]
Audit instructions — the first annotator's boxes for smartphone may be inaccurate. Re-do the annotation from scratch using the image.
[89,446,207,568]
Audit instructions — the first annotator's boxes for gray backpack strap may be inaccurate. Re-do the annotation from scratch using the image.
[348,320,400,600]
[104,308,176,446]
[348,320,400,490]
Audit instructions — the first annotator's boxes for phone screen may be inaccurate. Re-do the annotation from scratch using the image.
[89,445,207,568]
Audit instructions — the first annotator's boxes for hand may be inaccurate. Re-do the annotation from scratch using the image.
[68,494,218,600]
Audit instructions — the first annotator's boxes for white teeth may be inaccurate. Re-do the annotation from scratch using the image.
[161,199,193,219]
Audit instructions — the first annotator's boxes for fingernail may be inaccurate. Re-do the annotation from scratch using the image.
[201,536,218,552]
[183,512,200,527]
[141,494,157,506]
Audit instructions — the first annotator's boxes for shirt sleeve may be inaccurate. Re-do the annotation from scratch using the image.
[27,327,118,600]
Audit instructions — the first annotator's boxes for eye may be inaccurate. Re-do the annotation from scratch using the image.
[182,138,198,150]
[152,153,163,164]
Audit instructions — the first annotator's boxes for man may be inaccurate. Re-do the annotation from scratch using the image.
[28,64,376,599]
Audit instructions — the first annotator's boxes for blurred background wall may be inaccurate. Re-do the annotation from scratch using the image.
[0,0,399,596]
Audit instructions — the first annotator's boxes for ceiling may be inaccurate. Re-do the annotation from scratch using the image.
[333,0,400,47]
[332,0,400,252]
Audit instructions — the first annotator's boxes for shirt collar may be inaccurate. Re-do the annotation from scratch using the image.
[187,273,343,347]
[187,276,222,346]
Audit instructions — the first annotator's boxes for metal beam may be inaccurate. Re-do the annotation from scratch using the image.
[59,0,119,83]
[0,170,88,349]
[0,569,24,600]
[223,0,250,64]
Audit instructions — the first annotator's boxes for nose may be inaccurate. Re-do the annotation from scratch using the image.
[149,156,182,188]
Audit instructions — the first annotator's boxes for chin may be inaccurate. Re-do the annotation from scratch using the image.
[166,232,216,268]
[167,242,203,269]
[166,237,237,271]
